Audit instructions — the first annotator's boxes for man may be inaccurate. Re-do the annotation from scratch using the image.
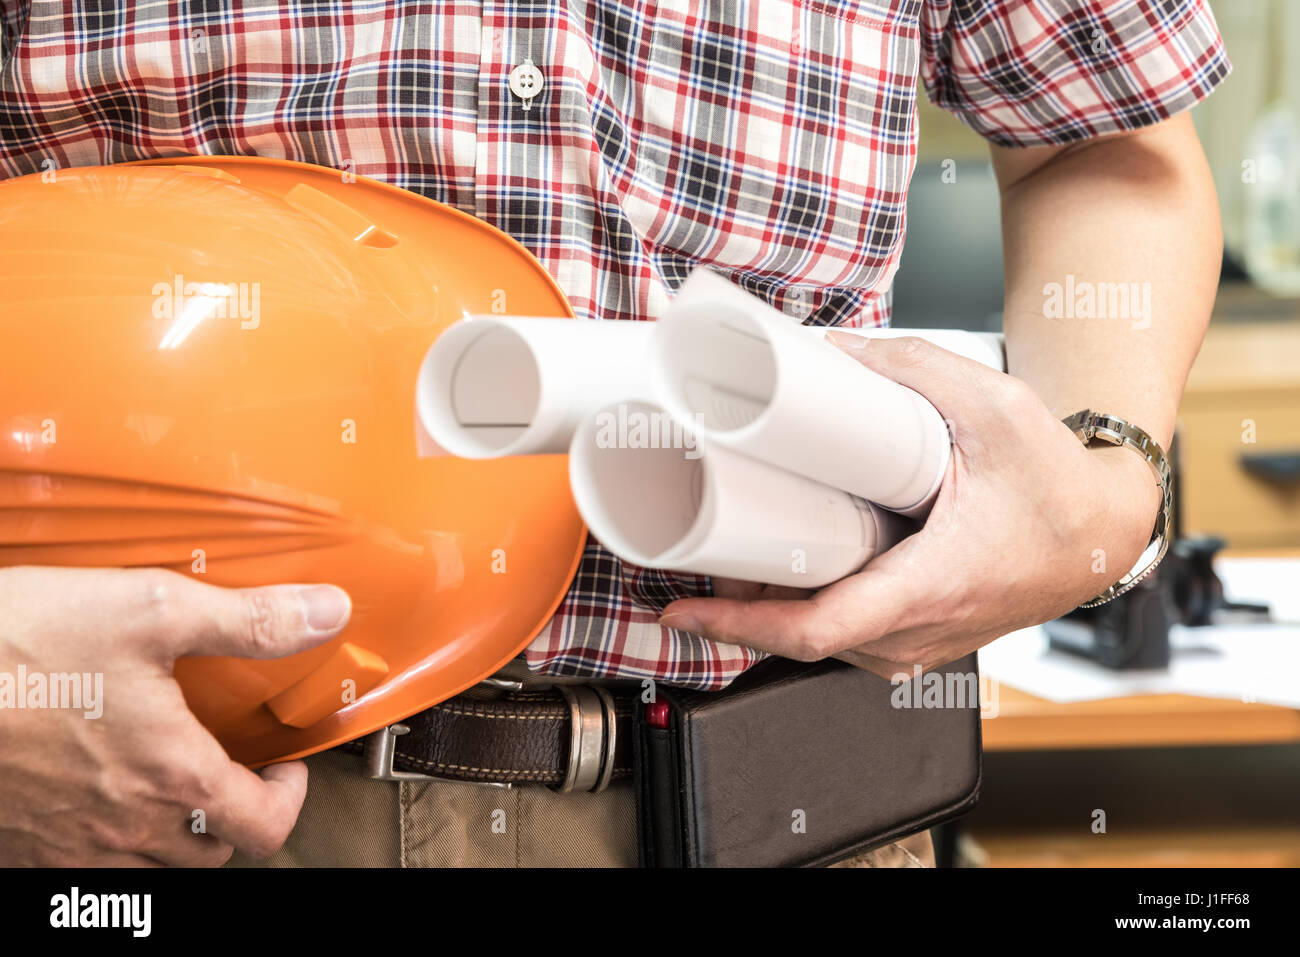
[0,0,1227,866]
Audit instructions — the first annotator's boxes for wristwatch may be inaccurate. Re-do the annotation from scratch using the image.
[1061,410,1173,608]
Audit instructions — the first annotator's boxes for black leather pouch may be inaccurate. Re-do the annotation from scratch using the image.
[633,654,982,867]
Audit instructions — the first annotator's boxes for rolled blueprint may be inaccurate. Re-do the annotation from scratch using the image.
[416,270,1005,477]
[820,326,1005,373]
[417,317,656,458]
[568,401,914,588]
[652,270,958,516]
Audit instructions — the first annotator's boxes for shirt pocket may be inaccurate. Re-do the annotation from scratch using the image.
[598,0,922,315]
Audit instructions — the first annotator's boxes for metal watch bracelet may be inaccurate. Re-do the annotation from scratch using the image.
[1061,410,1173,608]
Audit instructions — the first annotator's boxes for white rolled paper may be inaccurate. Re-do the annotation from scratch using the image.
[568,401,913,588]
[416,317,656,458]
[651,269,955,516]
[818,326,1005,373]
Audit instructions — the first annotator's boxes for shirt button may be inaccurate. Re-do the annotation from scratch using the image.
[508,57,544,111]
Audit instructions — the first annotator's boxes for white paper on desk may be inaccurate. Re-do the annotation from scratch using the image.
[1214,556,1300,624]
[651,269,953,515]
[979,622,1300,709]
[416,317,656,458]
[568,401,914,588]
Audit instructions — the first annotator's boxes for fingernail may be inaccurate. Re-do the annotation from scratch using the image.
[298,585,352,633]
[826,330,867,353]
[658,612,703,635]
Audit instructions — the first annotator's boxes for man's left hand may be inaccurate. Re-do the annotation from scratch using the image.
[658,334,1162,680]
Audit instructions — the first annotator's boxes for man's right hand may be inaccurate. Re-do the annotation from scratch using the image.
[0,566,351,866]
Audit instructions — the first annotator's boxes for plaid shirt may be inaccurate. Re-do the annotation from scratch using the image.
[0,1,1227,689]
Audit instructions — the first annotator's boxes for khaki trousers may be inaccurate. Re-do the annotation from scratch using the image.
[229,748,934,868]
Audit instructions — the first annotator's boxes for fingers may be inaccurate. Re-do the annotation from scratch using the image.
[150,834,235,869]
[661,553,917,660]
[1,567,351,663]
[41,847,165,868]
[127,570,352,662]
[826,332,1013,431]
[203,759,309,860]
[129,713,302,865]
[100,854,166,868]
[709,577,815,602]
[139,749,298,864]
[177,581,351,660]
[659,525,964,660]
[661,598,829,658]
[176,839,235,868]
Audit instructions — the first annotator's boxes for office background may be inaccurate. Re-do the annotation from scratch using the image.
[898,1,1300,867]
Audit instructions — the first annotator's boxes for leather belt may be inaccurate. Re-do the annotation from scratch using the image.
[347,682,635,792]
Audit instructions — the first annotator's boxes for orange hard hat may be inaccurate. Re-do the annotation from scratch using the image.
[0,156,585,767]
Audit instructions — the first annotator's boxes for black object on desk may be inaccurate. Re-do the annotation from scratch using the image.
[1045,535,1272,670]
[1045,573,1174,670]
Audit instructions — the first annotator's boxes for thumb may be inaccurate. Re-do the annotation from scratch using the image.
[825,332,1003,426]
[155,577,352,661]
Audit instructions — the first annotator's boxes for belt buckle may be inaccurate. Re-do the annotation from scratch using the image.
[361,722,512,789]
[360,675,527,787]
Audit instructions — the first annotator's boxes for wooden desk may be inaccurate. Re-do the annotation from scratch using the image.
[982,548,1300,751]
[969,826,1300,868]
[981,684,1300,751]
[962,458,1300,864]
[968,687,1300,867]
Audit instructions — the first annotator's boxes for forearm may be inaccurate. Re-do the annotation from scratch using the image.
[666,119,1226,666]
[995,113,1222,450]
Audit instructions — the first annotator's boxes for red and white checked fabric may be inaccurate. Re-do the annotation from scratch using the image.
[0,1,1228,688]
